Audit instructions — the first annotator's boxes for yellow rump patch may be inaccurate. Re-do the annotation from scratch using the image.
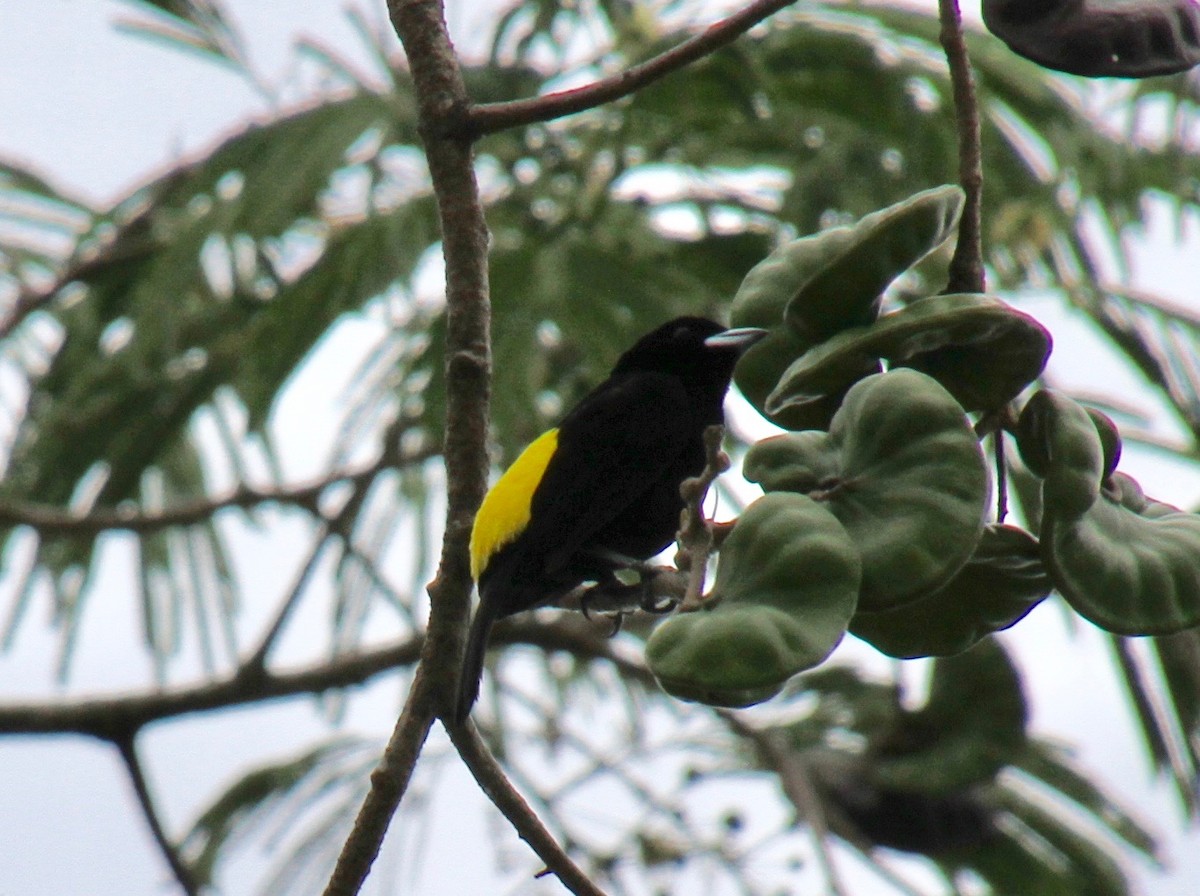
[470,428,559,580]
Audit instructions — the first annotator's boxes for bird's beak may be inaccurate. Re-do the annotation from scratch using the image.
[705,326,769,352]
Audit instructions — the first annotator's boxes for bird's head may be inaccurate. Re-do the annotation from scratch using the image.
[613,316,767,384]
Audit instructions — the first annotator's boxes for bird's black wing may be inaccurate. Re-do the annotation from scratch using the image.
[520,369,697,573]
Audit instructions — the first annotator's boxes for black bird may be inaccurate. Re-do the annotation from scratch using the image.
[457,316,767,722]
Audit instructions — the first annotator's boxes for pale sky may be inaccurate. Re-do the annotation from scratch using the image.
[1,2,1199,895]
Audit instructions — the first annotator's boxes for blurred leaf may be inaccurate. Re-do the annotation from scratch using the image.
[872,639,1028,793]
[114,0,247,69]
[1014,740,1161,860]
[1154,629,1200,775]
[229,196,439,429]
[181,738,375,888]
[2,90,424,510]
[980,779,1133,896]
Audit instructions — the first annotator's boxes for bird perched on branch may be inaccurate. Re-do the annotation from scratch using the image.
[456,316,767,723]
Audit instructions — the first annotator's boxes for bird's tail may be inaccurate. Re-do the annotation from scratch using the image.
[455,595,499,725]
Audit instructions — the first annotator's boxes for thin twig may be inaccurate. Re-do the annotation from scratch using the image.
[675,425,730,611]
[975,406,1015,523]
[242,466,379,676]
[993,431,1009,523]
[467,0,799,137]
[841,840,930,896]
[447,720,608,896]
[720,712,848,896]
[114,734,200,896]
[0,285,61,341]
[938,0,985,295]
[240,527,337,677]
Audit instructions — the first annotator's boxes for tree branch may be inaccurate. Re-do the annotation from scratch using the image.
[0,616,639,739]
[466,0,799,136]
[0,284,60,341]
[241,528,338,677]
[242,458,381,676]
[115,734,200,896]
[0,638,423,738]
[322,0,494,888]
[938,0,986,295]
[0,442,437,536]
[447,720,607,896]
[324,672,436,896]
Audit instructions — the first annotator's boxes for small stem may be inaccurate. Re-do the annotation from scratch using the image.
[675,425,730,611]
[938,0,986,295]
[993,431,1009,523]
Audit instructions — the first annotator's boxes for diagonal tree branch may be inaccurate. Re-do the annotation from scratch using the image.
[447,720,607,896]
[241,456,382,677]
[114,734,200,896]
[466,0,799,137]
[720,711,849,896]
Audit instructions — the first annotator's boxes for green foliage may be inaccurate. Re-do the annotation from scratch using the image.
[678,186,1200,689]
[114,0,246,68]
[180,738,377,891]
[779,644,1157,890]
[871,639,1028,794]
[3,1,1199,894]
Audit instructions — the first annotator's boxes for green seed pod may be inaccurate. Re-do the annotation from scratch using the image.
[850,524,1050,658]
[1043,472,1200,635]
[768,293,1050,416]
[746,369,988,611]
[1016,391,1103,519]
[730,185,964,429]
[646,492,861,708]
